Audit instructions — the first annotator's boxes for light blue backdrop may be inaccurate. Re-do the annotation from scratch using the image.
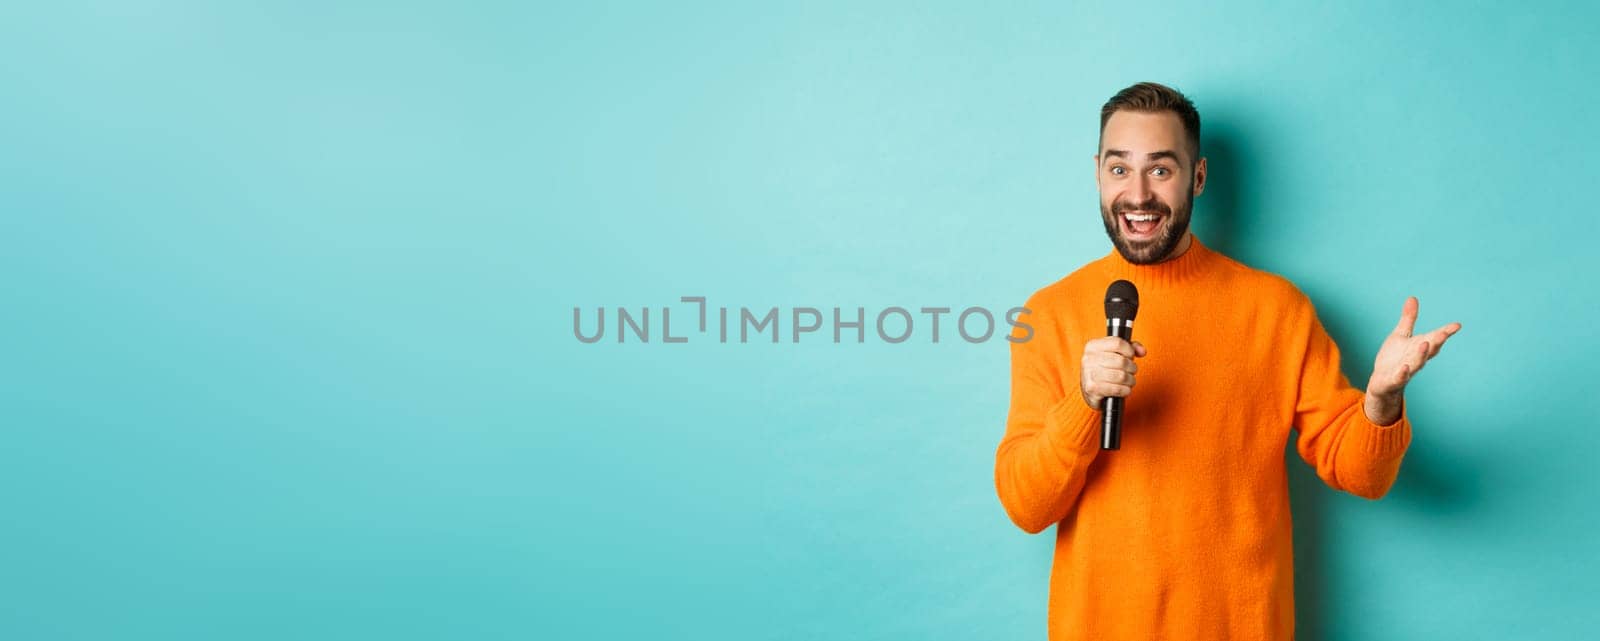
[4,2,1596,640]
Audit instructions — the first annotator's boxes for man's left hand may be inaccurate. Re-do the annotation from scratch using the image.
[1364,296,1462,426]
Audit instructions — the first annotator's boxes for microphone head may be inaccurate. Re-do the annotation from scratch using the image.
[1104,280,1140,321]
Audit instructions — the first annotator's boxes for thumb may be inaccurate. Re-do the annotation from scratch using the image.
[1132,341,1147,357]
[1393,296,1419,337]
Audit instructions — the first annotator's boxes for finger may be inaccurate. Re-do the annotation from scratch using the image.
[1092,368,1134,386]
[1393,296,1419,337]
[1095,353,1137,373]
[1131,341,1147,358]
[1093,382,1133,399]
[1088,337,1135,358]
[1423,322,1462,346]
[1396,362,1413,387]
[1409,341,1431,373]
[1426,335,1448,359]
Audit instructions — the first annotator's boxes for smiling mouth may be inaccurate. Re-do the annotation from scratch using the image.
[1120,211,1165,237]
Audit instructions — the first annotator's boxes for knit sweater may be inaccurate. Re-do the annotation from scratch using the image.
[994,235,1412,640]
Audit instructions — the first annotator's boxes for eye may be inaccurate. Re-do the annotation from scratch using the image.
[1151,167,1170,177]
[1110,166,1126,176]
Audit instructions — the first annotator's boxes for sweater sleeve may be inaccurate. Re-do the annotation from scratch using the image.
[994,301,1104,534]
[1291,295,1413,500]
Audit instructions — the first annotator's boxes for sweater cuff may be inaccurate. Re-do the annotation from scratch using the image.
[1041,396,1102,463]
[1353,401,1413,460]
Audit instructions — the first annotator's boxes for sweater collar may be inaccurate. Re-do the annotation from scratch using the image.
[1100,233,1217,288]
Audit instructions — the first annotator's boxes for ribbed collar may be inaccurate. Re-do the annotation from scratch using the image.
[1100,233,1219,288]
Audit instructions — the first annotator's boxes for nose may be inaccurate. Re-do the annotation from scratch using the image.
[1127,174,1152,207]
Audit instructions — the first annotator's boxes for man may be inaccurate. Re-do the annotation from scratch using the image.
[993,82,1461,640]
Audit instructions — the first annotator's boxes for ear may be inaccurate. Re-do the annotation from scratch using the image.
[1192,156,1207,197]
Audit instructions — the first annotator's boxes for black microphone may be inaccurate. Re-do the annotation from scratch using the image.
[1102,280,1139,450]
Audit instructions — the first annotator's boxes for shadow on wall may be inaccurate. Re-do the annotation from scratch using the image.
[1193,117,1267,264]
[1296,299,1492,639]
[1197,114,1489,640]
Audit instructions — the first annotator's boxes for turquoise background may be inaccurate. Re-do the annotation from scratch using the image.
[4,2,1596,639]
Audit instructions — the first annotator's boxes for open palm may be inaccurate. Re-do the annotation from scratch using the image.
[1368,296,1461,402]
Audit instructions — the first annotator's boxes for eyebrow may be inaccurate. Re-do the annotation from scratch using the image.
[1103,149,1182,164]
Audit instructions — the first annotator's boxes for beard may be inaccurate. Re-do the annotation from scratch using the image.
[1099,187,1194,265]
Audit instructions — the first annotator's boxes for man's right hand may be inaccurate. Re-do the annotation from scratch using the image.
[1080,337,1147,410]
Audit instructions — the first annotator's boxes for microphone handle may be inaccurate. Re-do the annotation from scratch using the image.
[1101,318,1133,450]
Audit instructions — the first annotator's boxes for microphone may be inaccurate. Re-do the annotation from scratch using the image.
[1102,280,1140,450]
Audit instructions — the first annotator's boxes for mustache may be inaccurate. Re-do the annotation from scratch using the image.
[1111,197,1172,216]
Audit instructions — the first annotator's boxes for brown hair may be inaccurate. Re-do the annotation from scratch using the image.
[1099,82,1201,163]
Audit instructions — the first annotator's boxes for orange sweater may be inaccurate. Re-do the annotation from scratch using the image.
[994,236,1411,640]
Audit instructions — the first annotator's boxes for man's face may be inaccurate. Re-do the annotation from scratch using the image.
[1095,110,1206,264]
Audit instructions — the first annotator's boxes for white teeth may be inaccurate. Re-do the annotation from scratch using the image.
[1125,213,1159,222]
